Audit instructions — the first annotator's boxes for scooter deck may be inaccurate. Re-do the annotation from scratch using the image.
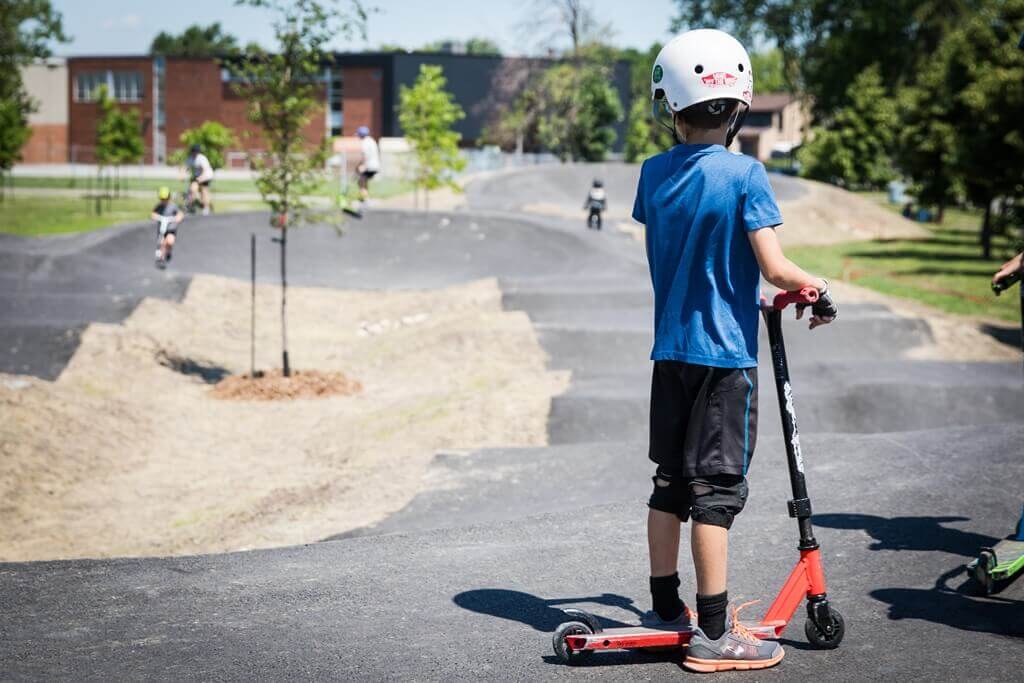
[563,618,786,653]
[988,539,1024,580]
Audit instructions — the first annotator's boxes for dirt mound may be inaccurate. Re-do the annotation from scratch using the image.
[212,369,363,401]
[0,275,568,561]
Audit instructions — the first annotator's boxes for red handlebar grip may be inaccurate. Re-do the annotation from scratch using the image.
[772,287,819,311]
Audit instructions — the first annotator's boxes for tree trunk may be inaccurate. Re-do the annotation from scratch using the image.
[935,203,945,224]
[280,223,290,377]
[980,200,993,261]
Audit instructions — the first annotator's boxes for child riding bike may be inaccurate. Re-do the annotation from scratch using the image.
[583,178,607,230]
[185,143,214,215]
[151,186,184,269]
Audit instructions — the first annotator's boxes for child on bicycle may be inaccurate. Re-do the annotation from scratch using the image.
[632,29,837,673]
[151,186,184,267]
[185,143,214,215]
[583,178,607,230]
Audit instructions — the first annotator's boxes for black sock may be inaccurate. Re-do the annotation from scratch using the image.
[650,573,686,622]
[697,591,729,640]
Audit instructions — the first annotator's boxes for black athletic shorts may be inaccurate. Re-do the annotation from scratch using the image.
[648,360,758,477]
[360,170,378,180]
[156,223,177,237]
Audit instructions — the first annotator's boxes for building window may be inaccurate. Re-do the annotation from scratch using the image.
[327,69,343,137]
[74,72,105,102]
[74,70,143,102]
[112,71,143,102]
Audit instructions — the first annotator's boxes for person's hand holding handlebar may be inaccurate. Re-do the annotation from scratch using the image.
[795,279,837,330]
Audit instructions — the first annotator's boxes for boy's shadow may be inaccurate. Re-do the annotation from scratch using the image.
[452,588,640,632]
[813,513,998,556]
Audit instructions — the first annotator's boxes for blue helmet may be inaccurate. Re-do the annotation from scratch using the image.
[356,126,370,138]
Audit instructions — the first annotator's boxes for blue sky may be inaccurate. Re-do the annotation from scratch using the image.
[52,0,678,56]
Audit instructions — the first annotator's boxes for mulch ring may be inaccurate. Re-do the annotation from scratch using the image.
[211,369,363,401]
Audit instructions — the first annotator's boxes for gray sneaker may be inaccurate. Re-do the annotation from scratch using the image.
[684,601,784,673]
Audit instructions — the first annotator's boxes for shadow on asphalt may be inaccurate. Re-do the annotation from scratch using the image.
[816,513,1023,637]
[452,588,641,632]
[979,323,1022,351]
[872,566,1024,637]
[453,588,685,669]
[813,513,997,556]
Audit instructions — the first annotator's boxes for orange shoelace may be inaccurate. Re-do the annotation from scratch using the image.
[728,600,763,644]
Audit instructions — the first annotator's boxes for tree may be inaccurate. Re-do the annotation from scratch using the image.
[150,23,241,57]
[173,121,237,169]
[529,0,610,56]
[751,49,789,93]
[934,0,1024,258]
[231,0,368,377]
[797,65,897,189]
[534,62,623,161]
[671,0,971,115]
[94,85,145,199]
[0,0,67,188]
[398,64,466,202]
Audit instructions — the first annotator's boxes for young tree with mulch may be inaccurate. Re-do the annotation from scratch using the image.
[231,0,367,377]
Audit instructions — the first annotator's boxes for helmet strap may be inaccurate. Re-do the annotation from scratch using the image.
[725,103,749,148]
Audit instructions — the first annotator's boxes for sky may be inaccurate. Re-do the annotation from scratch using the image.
[51,0,678,56]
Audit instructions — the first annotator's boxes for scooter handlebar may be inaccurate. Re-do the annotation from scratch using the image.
[992,269,1021,295]
[771,287,820,311]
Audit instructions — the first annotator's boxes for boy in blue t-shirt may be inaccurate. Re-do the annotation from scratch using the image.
[632,29,837,673]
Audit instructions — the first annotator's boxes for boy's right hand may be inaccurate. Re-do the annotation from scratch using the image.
[795,284,837,329]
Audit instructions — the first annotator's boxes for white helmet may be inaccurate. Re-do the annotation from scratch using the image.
[651,29,753,145]
[652,29,753,111]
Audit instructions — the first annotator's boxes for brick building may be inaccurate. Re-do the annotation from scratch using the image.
[23,52,632,165]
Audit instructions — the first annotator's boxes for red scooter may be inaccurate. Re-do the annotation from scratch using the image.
[553,287,846,664]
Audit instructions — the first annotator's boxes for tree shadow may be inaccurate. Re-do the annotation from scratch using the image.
[157,351,231,384]
[813,513,998,556]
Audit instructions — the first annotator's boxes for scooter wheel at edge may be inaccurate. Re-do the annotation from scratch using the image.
[560,608,603,634]
[804,608,845,649]
[553,621,593,665]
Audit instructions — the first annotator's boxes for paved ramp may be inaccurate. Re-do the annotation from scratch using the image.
[1,165,1022,680]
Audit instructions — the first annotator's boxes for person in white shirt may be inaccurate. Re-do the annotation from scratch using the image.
[356,126,380,208]
[185,143,214,216]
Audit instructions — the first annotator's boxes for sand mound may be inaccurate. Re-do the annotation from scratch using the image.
[211,369,363,401]
[0,275,568,561]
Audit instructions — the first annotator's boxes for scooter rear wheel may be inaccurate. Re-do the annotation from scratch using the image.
[553,621,594,665]
[804,608,845,649]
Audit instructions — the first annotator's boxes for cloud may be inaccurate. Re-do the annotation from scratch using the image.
[101,15,142,31]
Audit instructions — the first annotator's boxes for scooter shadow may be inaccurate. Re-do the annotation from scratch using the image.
[452,588,641,632]
[452,589,686,668]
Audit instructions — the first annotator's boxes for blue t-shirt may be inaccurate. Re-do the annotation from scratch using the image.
[632,144,782,368]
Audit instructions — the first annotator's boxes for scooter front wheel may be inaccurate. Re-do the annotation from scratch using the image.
[804,608,845,649]
[553,620,594,665]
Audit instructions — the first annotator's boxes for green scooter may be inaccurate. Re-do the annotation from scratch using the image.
[967,267,1024,594]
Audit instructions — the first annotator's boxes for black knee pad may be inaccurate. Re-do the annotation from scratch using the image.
[689,475,748,530]
[648,466,689,520]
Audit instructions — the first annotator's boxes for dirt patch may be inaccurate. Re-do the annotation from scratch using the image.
[829,279,1020,361]
[211,369,363,401]
[0,275,568,561]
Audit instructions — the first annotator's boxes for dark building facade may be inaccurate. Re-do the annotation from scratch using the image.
[58,52,632,165]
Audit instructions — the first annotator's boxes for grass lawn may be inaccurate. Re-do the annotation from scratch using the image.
[0,195,264,237]
[11,174,413,198]
[787,195,1023,323]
